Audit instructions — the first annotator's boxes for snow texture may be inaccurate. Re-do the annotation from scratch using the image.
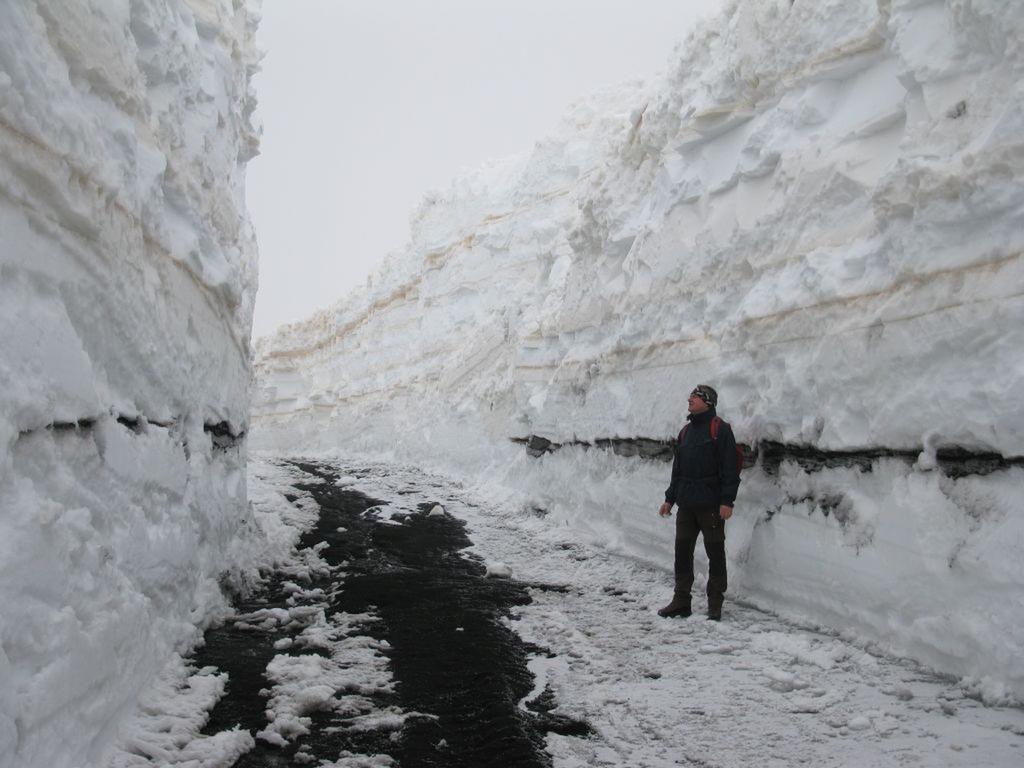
[254,611,401,747]
[0,2,260,767]
[103,656,254,768]
[253,1,1024,700]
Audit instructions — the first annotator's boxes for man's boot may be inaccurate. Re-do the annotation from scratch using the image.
[662,534,697,618]
[658,592,692,618]
[706,596,723,621]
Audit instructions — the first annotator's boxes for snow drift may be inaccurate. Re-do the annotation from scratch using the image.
[253,0,1024,701]
[0,1,259,766]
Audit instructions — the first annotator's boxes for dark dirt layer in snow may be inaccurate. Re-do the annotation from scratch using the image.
[195,461,588,767]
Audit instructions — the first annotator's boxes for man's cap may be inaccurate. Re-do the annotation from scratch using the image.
[691,384,718,408]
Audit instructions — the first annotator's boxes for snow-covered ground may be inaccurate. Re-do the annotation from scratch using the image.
[253,0,1024,701]
[354,458,1024,768]
[0,2,260,766]
[110,455,1024,767]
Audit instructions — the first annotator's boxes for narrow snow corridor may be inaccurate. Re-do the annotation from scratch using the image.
[112,457,1024,767]
[250,0,1024,706]
[8,0,1024,765]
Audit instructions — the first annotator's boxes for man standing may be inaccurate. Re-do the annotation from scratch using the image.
[657,385,740,621]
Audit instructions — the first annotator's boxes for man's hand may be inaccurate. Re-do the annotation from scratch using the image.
[719,505,733,520]
[659,502,673,518]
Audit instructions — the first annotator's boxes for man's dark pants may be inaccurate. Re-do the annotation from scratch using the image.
[674,504,727,614]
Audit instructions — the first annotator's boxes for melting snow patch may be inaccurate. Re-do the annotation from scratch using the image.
[325,708,436,734]
[256,610,399,747]
[105,655,254,767]
[318,752,396,768]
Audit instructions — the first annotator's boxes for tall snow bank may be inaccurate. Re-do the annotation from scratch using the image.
[253,0,1024,699]
[0,1,260,766]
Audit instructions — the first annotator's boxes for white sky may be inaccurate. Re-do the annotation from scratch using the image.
[248,0,721,338]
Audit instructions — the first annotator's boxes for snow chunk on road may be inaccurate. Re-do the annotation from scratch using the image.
[485,561,513,578]
[318,752,396,768]
[257,611,396,746]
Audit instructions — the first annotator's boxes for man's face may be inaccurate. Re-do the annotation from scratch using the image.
[687,391,709,414]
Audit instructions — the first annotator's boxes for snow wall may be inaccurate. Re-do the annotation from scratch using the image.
[0,2,260,766]
[253,0,1024,702]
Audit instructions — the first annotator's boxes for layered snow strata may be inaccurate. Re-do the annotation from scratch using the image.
[0,2,260,766]
[253,1,1024,697]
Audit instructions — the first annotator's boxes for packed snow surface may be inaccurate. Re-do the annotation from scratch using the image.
[0,1,260,766]
[107,456,1024,766]
[349,458,1024,766]
[250,456,1024,766]
[254,0,1024,700]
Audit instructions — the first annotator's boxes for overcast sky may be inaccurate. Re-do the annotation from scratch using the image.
[248,0,721,338]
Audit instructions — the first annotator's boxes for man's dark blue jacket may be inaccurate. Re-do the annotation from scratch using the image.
[664,408,740,508]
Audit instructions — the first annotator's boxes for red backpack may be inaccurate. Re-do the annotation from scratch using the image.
[678,416,745,472]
